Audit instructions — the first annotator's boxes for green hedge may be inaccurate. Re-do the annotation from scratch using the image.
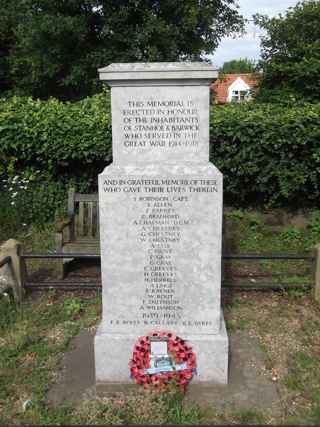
[0,92,112,230]
[210,103,320,206]
[0,94,319,209]
[0,91,112,186]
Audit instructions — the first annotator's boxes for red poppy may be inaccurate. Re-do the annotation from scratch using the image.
[129,330,196,390]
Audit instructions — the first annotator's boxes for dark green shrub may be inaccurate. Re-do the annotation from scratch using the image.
[0,92,112,230]
[0,90,112,183]
[210,102,320,206]
[0,93,319,215]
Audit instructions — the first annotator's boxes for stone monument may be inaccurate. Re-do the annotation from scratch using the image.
[95,63,228,389]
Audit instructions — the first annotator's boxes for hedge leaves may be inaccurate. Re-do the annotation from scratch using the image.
[1,94,319,207]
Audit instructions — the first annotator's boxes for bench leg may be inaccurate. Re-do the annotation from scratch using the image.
[58,259,73,280]
[58,261,65,280]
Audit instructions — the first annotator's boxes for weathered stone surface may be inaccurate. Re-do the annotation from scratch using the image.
[109,85,210,164]
[96,313,228,384]
[0,239,24,302]
[98,62,218,82]
[95,62,228,386]
[99,164,222,336]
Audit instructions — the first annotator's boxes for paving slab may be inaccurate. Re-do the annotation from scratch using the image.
[47,329,96,406]
[47,329,280,415]
[186,332,281,415]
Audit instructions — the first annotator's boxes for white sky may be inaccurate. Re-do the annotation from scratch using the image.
[209,0,299,66]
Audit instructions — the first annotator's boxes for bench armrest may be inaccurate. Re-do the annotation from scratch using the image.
[55,216,75,250]
[55,217,72,233]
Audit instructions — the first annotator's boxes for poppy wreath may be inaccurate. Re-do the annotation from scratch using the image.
[129,330,196,390]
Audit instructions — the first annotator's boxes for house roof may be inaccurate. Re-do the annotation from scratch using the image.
[212,73,260,103]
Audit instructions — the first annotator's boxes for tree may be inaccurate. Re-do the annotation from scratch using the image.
[1,0,244,100]
[0,1,23,94]
[3,0,106,100]
[254,1,320,102]
[220,58,257,73]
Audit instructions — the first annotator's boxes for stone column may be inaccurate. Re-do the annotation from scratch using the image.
[95,63,228,388]
[0,239,24,302]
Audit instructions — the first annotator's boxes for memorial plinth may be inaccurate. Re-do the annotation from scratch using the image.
[95,63,228,388]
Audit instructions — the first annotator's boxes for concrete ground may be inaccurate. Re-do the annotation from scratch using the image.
[47,329,280,414]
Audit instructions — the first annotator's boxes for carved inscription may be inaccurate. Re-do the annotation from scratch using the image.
[104,178,218,330]
[122,99,200,149]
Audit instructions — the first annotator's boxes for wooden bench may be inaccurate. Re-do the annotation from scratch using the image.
[55,188,100,278]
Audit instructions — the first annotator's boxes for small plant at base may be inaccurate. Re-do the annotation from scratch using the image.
[309,404,320,425]
[233,408,265,424]
[0,295,18,331]
[226,209,244,221]
[280,226,302,243]
[247,213,262,229]
[63,298,85,317]
[286,287,308,299]
[309,210,320,238]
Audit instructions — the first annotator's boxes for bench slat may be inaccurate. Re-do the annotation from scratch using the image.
[96,204,100,237]
[75,194,98,202]
[88,202,94,237]
[78,202,85,236]
[66,189,99,240]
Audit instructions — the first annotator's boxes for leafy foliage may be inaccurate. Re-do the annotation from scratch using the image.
[210,102,320,206]
[0,91,112,181]
[254,1,320,103]
[0,0,244,100]
[220,58,257,74]
[0,91,111,227]
[0,173,67,236]
[1,95,320,216]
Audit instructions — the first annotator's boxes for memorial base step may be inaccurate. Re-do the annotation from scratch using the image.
[95,313,228,386]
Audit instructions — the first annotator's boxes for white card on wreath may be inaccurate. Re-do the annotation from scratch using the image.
[151,340,168,356]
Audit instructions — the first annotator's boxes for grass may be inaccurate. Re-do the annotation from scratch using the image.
[0,289,202,425]
[223,208,320,287]
[1,287,320,424]
[232,408,266,424]
[223,289,320,425]
[0,290,101,425]
[1,208,320,424]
